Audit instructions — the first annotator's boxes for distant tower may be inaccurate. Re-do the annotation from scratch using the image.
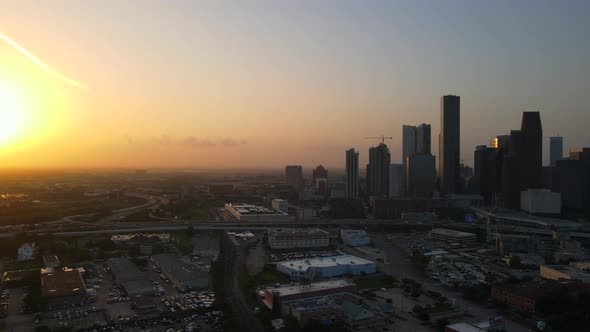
[285,165,303,191]
[550,136,563,167]
[367,143,391,196]
[345,149,359,198]
[439,95,461,194]
[416,124,431,154]
[312,165,328,195]
[388,164,403,197]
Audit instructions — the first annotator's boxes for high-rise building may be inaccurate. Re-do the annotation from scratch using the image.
[552,148,590,215]
[416,124,431,154]
[285,165,303,191]
[367,143,390,196]
[402,125,417,194]
[312,165,328,195]
[345,149,359,198]
[439,95,461,194]
[402,123,431,194]
[550,136,563,167]
[406,154,436,198]
[388,164,403,197]
[500,112,543,209]
[474,145,499,205]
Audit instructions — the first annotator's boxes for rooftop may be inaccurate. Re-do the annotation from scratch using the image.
[151,254,208,282]
[277,255,374,272]
[284,292,361,313]
[225,203,287,215]
[106,258,147,283]
[269,228,328,236]
[41,268,86,298]
[473,207,580,230]
[431,228,476,238]
[265,279,355,297]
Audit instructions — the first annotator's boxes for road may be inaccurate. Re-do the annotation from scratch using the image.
[370,233,535,332]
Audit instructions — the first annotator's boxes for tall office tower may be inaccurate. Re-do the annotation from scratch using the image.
[285,165,303,191]
[550,136,563,167]
[492,135,510,149]
[402,125,417,194]
[345,148,359,198]
[406,154,436,198]
[367,143,391,196]
[312,165,328,195]
[500,112,543,208]
[474,145,499,205]
[439,95,461,194]
[552,148,590,215]
[388,164,403,197]
[416,124,431,154]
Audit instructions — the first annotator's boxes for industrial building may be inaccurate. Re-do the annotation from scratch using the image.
[106,258,153,296]
[151,254,209,291]
[276,255,376,281]
[340,230,370,247]
[540,263,590,283]
[473,207,580,231]
[224,203,293,222]
[41,268,87,308]
[268,228,330,249]
[520,189,561,214]
[261,279,357,310]
[430,228,477,246]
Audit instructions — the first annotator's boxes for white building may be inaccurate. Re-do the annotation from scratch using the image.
[276,255,376,281]
[520,189,561,214]
[17,243,36,261]
[271,199,289,214]
[224,203,293,222]
[268,228,329,249]
[340,230,370,247]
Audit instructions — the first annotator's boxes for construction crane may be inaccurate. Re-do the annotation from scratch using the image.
[365,135,393,144]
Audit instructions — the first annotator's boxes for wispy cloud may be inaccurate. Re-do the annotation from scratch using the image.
[0,32,87,89]
[126,135,246,148]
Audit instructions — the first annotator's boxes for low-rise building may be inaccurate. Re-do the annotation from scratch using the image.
[43,255,61,269]
[151,254,209,291]
[41,268,87,308]
[430,228,477,246]
[540,263,590,283]
[261,279,357,310]
[341,301,389,331]
[276,255,376,281]
[491,283,541,314]
[268,228,329,249]
[106,258,152,296]
[340,230,370,247]
[224,203,293,221]
[520,189,561,214]
[282,293,360,327]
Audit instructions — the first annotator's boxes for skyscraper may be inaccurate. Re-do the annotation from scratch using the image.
[402,125,417,168]
[439,95,461,194]
[388,164,403,197]
[416,123,431,154]
[312,165,328,195]
[406,154,436,198]
[285,165,303,191]
[474,145,499,205]
[550,136,563,167]
[345,148,359,198]
[500,112,543,208]
[367,143,390,196]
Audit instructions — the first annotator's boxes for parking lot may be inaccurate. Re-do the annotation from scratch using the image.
[427,258,486,286]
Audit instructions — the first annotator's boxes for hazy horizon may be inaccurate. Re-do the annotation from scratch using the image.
[1,0,589,169]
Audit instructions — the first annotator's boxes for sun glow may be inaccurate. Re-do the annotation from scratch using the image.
[0,81,27,143]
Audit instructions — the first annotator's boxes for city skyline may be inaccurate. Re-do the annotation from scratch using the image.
[0,0,589,169]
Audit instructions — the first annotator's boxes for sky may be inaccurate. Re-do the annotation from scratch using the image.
[0,0,589,170]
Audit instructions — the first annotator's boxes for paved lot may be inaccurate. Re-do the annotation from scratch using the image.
[371,232,534,332]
